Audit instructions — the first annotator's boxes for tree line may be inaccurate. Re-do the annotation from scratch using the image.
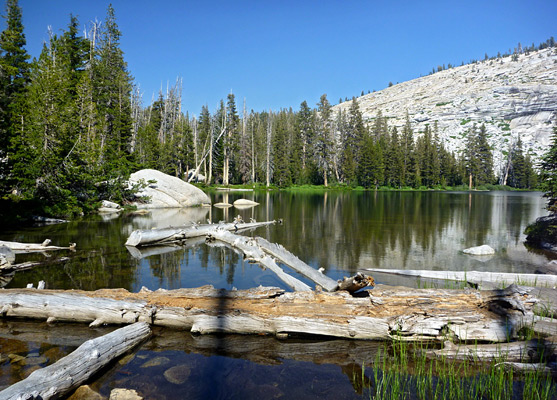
[0,1,540,218]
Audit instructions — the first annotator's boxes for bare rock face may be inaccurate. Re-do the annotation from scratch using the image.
[334,47,557,173]
[129,169,211,209]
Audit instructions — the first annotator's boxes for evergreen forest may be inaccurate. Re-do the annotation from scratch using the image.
[0,1,543,218]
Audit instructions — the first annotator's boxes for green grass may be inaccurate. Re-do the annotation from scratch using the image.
[355,338,556,400]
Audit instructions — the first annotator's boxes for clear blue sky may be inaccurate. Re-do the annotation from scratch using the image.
[13,0,557,115]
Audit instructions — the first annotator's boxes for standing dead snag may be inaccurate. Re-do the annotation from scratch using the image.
[0,322,151,400]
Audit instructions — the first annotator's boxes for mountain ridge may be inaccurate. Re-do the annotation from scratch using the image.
[334,47,557,175]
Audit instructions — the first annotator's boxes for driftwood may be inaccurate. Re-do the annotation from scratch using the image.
[426,339,546,362]
[125,220,276,247]
[366,268,557,288]
[252,236,339,292]
[0,322,150,400]
[0,284,538,343]
[0,239,76,254]
[0,256,71,273]
[206,231,311,291]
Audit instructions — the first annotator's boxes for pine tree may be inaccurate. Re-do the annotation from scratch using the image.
[315,94,333,186]
[297,100,315,183]
[92,4,134,192]
[400,113,415,187]
[539,128,557,213]
[0,0,29,193]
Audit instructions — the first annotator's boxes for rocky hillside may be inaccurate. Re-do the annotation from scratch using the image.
[334,47,557,175]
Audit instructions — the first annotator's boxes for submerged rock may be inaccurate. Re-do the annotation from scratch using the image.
[129,169,211,209]
[163,364,191,384]
[68,385,105,400]
[140,356,170,368]
[462,245,496,255]
[109,388,143,400]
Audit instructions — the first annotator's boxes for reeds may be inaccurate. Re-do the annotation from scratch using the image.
[357,338,555,400]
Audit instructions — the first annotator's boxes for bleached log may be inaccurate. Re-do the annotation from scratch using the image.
[0,284,539,343]
[496,361,557,377]
[0,256,71,272]
[426,339,545,362]
[207,230,311,291]
[125,220,276,247]
[365,268,557,288]
[253,237,339,292]
[0,239,76,254]
[0,322,150,400]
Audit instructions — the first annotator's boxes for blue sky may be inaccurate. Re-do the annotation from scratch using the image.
[13,0,557,115]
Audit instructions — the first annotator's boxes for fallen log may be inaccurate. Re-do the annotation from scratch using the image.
[252,236,339,292]
[0,284,538,342]
[125,220,276,247]
[365,268,557,288]
[426,339,545,362]
[0,239,76,254]
[0,256,71,273]
[0,322,150,400]
[206,231,311,291]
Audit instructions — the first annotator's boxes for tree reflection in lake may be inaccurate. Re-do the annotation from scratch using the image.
[1,191,551,291]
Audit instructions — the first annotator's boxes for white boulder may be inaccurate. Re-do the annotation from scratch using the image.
[129,169,211,209]
[98,200,121,214]
[233,199,259,207]
[462,245,496,256]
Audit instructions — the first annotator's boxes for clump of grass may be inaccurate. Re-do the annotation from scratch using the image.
[356,337,556,400]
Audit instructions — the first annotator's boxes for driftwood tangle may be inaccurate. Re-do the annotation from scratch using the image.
[0,322,150,400]
[0,284,537,343]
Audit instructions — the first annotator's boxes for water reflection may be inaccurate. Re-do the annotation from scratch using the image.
[0,191,552,291]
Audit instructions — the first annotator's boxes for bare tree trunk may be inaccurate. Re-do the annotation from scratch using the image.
[266,111,272,187]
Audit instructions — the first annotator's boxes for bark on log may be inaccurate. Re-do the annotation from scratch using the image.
[125,220,276,247]
[0,284,538,343]
[0,322,150,400]
[365,268,557,288]
[0,239,76,254]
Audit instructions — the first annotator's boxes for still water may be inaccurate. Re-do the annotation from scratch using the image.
[0,190,553,398]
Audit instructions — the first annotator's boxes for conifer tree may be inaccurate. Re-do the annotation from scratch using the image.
[0,0,29,193]
[539,128,557,213]
[315,94,333,186]
[297,100,315,183]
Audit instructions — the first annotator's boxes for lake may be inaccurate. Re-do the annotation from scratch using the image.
[0,190,554,398]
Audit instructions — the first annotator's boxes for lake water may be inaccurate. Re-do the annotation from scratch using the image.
[0,190,554,398]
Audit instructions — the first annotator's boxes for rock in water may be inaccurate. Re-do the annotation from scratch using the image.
[233,199,259,207]
[164,364,191,384]
[109,388,143,400]
[129,169,211,209]
[462,245,496,255]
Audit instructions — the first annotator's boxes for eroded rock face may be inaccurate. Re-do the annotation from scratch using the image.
[334,47,557,173]
[129,169,211,209]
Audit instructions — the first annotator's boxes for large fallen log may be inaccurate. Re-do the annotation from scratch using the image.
[0,284,538,343]
[365,268,557,288]
[125,220,276,247]
[0,239,76,254]
[206,232,311,291]
[0,322,150,400]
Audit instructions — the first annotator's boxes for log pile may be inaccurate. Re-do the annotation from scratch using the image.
[0,284,538,342]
